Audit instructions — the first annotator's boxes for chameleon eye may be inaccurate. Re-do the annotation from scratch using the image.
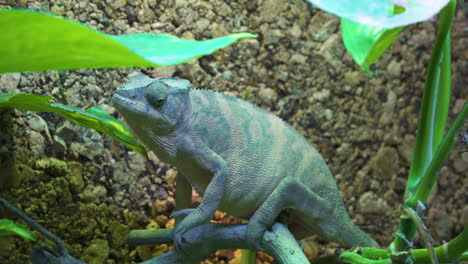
[146,81,168,107]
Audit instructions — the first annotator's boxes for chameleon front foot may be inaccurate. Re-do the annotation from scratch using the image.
[171,209,193,252]
[171,207,211,254]
[172,230,188,253]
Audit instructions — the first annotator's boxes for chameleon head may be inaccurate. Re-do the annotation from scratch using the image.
[112,75,191,135]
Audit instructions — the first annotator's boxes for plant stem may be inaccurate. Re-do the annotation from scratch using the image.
[413,226,468,263]
[126,228,173,245]
[351,227,468,263]
[339,252,390,264]
[391,0,456,252]
[242,249,257,264]
[240,219,257,264]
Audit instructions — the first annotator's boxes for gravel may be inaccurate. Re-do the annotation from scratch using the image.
[0,0,466,263]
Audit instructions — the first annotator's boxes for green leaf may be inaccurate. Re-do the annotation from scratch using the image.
[0,8,256,73]
[0,93,147,157]
[108,33,255,66]
[0,219,37,241]
[409,103,467,207]
[306,0,450,28]
[0,93,55,112]
[390,0,456,252]
[404,0,455,199]
[341,19,403,73]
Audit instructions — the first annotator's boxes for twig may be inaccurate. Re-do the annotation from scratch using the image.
[127,222,309,264]
[405,206,438,264]
[0,197,67,255]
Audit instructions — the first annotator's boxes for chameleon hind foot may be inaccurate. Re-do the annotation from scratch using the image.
[246,177,332,250]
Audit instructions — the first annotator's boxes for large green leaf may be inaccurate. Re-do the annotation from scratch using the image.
[0,8,256,73]
[0,93,147,157]
[306,0,449,28]
[0,219,37,241]
[341,19,403,73]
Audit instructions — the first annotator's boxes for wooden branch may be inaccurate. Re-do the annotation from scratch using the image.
[127,222,309,264]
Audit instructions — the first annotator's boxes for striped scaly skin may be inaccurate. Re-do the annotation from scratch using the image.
[112,75,379,252]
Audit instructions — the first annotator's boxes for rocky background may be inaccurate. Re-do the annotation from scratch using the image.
[0,0,467,263]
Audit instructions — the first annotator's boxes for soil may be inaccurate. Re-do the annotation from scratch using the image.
[0,0,467,263]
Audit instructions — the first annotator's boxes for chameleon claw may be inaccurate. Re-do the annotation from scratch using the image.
[173,231,184,249]
[172,224,191,256]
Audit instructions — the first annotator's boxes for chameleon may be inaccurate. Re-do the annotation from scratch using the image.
[112,75,379,252]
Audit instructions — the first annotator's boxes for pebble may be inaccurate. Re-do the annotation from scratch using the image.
[106,0,126,10]
[324,109,333,120]
[109,221,130,247]
[319,34,344,69]
[80,185,107,203]
[35,158,68,177]
[57,122,79,142]
[380,90,397,124]
[387,60,402,77]
[312,89,330,101]
[151,65,176,77]
[19,165,48,183]
[312,19,339,42]
[263,29,283,45]
[0,73,21,93]
[453,152,468,173]
[51,135,67,154]
[114,161,132,183]
[277,96,298,118]
[27,115,47,132]
[357,191,392,215]
[155,214,169,227]
[300,111,319,129]
[128,151,147,176]
[83,239,110,264]
[370,146,399,180]
[222,70,233,81]
[308,12,338,42]
[288,23,302,38]
[344,71,364,86]
[217,3,232,17]
[258,88,278,106]
[82,84,102,97]
[154,199,167,213]
[291,53,308,64]
[260,0,287,22]
[397,134,415,164]
[50,5,65,15]
[68,161,85,193]
[27,131,46,156]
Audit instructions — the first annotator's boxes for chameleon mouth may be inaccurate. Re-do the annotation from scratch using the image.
[112,93,145,113]
[113,93,137,105]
